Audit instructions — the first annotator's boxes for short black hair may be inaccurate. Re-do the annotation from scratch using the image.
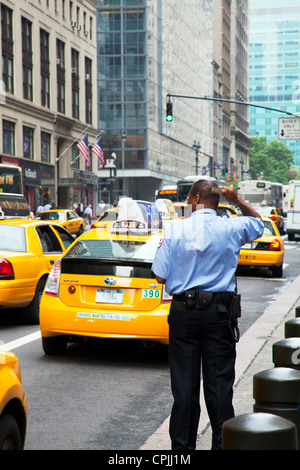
[189,179,219,207]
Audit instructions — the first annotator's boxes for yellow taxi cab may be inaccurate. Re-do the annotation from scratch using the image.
[0,220,75,323]
[35,209,85,237]
[90,208,119,229]
[238,216,285,278]
[216,204,238,217]
[254,206,284,234]
[39,201,171,355]
[0,350,27,449]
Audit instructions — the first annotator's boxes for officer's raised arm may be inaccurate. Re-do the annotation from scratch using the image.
[221,185,263,220]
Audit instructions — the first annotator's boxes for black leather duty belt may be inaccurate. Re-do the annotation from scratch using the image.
[173,289,232,308]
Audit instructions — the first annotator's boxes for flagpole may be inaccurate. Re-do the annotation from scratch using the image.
[70,130,103,166]
[56,125,90,162]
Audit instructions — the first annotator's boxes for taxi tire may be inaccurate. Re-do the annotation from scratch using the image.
[272,264,283,278]
[0,414,23,450]
[25,278,46,324]
[77,225,84,237]
[42,336,68,355]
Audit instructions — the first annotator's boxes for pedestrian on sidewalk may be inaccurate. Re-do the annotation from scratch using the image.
[84,204,93,225]
[152,180,264,451]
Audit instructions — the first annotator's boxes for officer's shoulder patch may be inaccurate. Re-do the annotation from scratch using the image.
[157,232,166,248]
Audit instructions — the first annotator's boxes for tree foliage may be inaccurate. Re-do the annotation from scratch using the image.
[249,136,294,184]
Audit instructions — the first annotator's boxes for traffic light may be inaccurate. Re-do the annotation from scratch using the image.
[221,167,228,176]
[166,101,173,122]
[113,167,117,177]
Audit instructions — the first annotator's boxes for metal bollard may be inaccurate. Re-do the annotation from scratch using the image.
[222,413,298,450]
[272,338,300,370]
[285,318,300,338]
[253,368,300,447]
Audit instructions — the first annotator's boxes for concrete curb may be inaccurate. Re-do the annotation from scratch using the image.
[140,274,300,450]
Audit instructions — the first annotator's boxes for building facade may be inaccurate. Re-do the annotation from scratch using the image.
[0,0,99,213]
[96,0,215,202]
[213,0,250,181]
[249,0,300,169]
[230,0,250,180]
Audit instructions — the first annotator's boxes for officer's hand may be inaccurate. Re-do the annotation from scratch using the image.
[221,185,238,204]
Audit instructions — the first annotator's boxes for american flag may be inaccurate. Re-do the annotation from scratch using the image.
[92,136,105,169]
[76,133,90,168]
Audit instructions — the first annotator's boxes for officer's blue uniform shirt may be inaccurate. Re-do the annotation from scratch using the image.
[151,209,264,295]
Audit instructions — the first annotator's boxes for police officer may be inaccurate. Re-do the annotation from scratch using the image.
[151,180,264,450]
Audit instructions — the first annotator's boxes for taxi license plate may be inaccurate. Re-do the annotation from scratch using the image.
[95,289,124,304]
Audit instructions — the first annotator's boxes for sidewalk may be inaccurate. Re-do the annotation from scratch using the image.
[140,273,300,450]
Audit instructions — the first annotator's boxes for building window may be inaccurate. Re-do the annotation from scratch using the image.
[71,143,79,169]
[71,48,80,119]
[40,29,50,107]
[1,4,14,94]
[22,17,33,101]
[57,39,65,113]
[41,132,51,162]
[85,57,92,124]
[3,120,15,155]
[23,126,34,159]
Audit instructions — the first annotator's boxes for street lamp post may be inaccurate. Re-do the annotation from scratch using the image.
[192,141,201,176]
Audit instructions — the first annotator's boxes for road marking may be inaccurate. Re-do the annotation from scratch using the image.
[0,331,41,352]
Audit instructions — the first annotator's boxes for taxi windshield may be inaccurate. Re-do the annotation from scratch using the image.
[0,226,26,251]
[65,236,161,262]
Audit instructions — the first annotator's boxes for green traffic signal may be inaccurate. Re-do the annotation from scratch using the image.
[166,102,173,122]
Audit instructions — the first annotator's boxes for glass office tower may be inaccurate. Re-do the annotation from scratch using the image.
[97,0,147,171]
[96,0,214,201]
[249,0,300,168]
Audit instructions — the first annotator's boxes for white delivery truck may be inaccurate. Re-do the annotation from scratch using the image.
[286,180,300,240]
[282,185,289,217]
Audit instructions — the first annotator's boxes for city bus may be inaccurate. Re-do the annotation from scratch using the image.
[237,180,283,211]
[0,163,23,194]
[155,185,177,202]
[177,175,226,202]
[0,164,31,218]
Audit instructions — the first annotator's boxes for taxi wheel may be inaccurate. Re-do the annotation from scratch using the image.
[77,225,84,237]
[272,264,283,278]
[0,415,23,450]
[42,336,68,355]
[25,278,46,324]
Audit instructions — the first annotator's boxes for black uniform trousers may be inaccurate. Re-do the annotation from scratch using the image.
[168,297,236,450]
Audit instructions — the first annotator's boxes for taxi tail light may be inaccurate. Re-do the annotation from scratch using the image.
[269,239,281,251]
[44,259,61,296]
[162,286,172,303]
[90,223,96,229]
[0,258,14,279]
[270,215,276,221]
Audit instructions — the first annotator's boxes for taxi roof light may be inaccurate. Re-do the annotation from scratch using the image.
[44,259,61,296]
[0,258,14,279]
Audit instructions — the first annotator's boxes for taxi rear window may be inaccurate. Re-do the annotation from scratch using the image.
[36,212,65,221]
[0,226,26,251]
[263,220,276,236]
[65,237,160,262]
